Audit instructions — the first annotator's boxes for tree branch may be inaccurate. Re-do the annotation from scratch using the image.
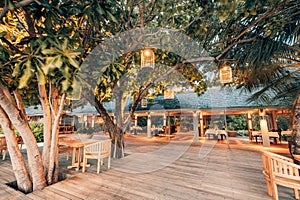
[0,0,38,20]
[24,9,36,37]
[0,37,23,54]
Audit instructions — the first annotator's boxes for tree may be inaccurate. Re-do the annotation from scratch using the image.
[78,0,300,157]
[0,0,115,192]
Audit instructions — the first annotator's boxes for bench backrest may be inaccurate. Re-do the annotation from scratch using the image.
[262,151,293,163]
[261,151,293,178]
[269,155,300,181]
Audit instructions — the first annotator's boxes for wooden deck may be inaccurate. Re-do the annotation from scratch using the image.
[0,133,296,199]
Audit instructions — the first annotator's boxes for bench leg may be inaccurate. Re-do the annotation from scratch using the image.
[294,188,299,200]
[266,180,272,196]
[272,183,279,200]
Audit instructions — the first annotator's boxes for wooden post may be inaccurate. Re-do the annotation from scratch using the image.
[147,112,151,138]
[193,111,199,142]
[247,113,253,140]
[134,115,138,127]
[259,109,270,147]
[91,115,95,128]
[163,113,167,127]
[271,111,278,131]
[199,112,204,137]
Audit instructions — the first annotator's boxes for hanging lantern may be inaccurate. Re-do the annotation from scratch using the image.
[164,86,174,100]
[141,49,155,69]
[220,63,232,83]
[141,98,147,108]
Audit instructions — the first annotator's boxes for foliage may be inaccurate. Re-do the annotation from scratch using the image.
[0,122,44,142]
[226,115,247,131]
[277,115,292,131]
[29,122,44,142]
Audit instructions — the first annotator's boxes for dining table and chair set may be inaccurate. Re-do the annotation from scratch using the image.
[1,132,111,174]
[58,134,112,173]
[204,129,228,140]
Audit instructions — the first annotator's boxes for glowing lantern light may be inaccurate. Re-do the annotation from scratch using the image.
[220,63,232,83]
[141,49,155,69]
[164,86,174,100]
[141,98,147,108]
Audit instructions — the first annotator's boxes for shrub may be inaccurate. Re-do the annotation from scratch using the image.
[0,122,44,142]
[29,122,44,142]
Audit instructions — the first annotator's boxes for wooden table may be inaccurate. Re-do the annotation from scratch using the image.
[252,131,279,144]
[205,129,227,140]
[58,135,100,171]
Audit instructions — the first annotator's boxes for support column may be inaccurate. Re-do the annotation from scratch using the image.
[91,115,95,128]
[83,115,87,127]
[199,112,204,137]
[271,111,278,131]
[147,112,152,138]
[193,111,199,142]
[247,112,253,140]
[134,114,138,127]
[259,109,270,147]
[163,113,167,127]
[167,112,171,140]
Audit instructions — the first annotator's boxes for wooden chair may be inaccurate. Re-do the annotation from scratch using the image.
[0,137,7,160]
[262,150,300,200]
[82,140,111,173]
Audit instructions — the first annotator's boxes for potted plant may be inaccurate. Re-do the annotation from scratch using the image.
[226,124,237,137]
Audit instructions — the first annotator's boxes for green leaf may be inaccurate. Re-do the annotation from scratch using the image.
[0,31,7,37]
[42,55,63,74]
[42,49,57,55]
[96,6,105,15]
[107,11,118,23]
[62,38,68,51]
[18,60,33,89]
[8,0,14,10]
[12,60,26,77]
[68,78,81,100]
[36,66,46,85]
[68,57,79,68]
[61,79,69,92]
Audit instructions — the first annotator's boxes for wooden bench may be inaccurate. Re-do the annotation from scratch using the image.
[262,151,300,200]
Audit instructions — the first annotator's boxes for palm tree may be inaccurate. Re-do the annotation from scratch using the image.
[234,34,300,156]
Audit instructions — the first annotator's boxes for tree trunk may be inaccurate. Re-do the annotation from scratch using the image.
[291,93,300,156]
[47,93,66,184]
[0,86,46,191]
[0,106,32,193]
[38,84,52,178]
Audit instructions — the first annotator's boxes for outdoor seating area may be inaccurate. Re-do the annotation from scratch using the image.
[0,1,299,199]
[58,134,111,172]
